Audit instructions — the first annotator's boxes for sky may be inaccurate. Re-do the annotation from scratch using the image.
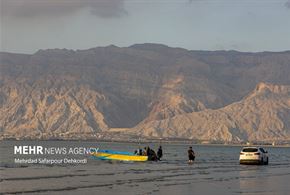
[0,0,290,54]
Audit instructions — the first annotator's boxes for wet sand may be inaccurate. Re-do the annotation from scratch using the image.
[1,141,290,194]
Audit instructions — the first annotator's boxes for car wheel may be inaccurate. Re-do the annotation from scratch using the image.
[260,158,264,165]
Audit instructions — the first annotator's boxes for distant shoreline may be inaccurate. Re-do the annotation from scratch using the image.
[1,138,289,147]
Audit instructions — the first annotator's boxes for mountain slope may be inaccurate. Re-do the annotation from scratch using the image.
[0,81,109,139]
[0,44,290,140]
[132,83,290,142]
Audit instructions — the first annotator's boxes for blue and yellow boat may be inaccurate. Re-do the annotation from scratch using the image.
[91,149,148,162]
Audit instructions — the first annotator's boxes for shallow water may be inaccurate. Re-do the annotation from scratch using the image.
[0,141,289,194]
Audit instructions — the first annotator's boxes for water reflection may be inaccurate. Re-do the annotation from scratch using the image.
[239,166,271,194]
[0,141,289,195]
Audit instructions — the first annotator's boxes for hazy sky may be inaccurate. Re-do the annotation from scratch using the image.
[1,0,290,54]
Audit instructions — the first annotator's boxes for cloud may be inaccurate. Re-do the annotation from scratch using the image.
[285,0,290,9]
[0,0,127,19]
[89,0,128,18]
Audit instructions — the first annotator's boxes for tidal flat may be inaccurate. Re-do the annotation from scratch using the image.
[1,141,289,194]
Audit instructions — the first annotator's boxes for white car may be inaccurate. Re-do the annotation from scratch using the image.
[239,147,269,165]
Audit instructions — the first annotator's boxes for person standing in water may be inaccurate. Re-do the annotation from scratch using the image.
[188,146,195,163]
[138,148,143,155]
[157,146,163,160]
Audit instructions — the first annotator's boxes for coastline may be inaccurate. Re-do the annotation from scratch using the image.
[1,138,289,147]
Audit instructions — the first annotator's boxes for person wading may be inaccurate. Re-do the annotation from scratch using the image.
[157,146,163,160]
[188,146,195,163]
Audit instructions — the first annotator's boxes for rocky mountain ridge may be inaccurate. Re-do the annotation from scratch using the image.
[1,44,290,141]
[131,82,290,142]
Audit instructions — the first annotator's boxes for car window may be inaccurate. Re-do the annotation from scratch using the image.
[259,148,266,153]
[242,148,258,152]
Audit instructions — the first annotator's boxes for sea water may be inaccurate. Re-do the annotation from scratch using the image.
[0,141,289,194]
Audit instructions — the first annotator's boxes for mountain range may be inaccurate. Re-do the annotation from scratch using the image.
[0,44,289,142]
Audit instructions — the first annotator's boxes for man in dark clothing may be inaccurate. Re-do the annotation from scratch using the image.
[144,146,156,161]
[150,149,158,161]
[188,146,195,163]
[138,148,143,155]
[146,146,150,156]
[157,146,163,160]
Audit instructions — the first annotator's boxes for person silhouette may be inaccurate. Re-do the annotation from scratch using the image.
[188,146,195,163]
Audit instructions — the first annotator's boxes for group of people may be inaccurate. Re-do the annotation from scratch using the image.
[134,146,163,161]
[135,146,196,163]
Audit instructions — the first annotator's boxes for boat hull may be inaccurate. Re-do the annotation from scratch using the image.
[91,150,148,162]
